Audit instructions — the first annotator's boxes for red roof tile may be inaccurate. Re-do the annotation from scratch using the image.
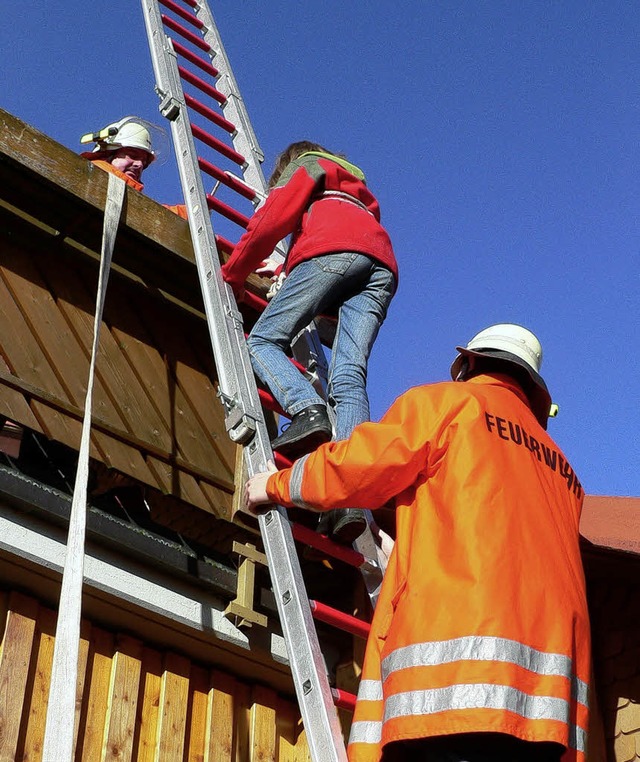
[581,496,640,555]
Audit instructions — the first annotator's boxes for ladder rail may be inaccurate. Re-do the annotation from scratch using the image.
[140,2,347,759]
[166,0,331,387]
[188,0,313,302]
[191,2,267,193]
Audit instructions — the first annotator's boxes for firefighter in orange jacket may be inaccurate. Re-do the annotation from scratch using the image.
[80,117,187,218]
[245,324,590,762]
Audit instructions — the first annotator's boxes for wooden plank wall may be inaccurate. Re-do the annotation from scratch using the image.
[588,577,640,762]
[0,589,311,762]
[0,583,612,762]
[0,109,291,538]
[0,229,236,522]
[0,108,279,528]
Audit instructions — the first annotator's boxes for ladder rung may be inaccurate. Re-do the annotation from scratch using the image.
[291,522,366,568]
[331,688,357,713]
[290,356,307,374]
[240,289,268,312]
[173,40,219,78]
[309,600,370,640]
[179,66,226,104]
[198,157,258,200]
[215,234,234,256]
[273,451,293,470]
[206,194,250,228]
[193,124,245,165]
[187,94,235,134]
[159,0,204,29]
[257,387,286,416]
[162,14,210,52]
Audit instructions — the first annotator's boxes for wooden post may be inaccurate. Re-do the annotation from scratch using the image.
[224,541,268,628]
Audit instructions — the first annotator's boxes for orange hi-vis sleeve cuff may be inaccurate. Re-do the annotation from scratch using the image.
[266,466,294,507]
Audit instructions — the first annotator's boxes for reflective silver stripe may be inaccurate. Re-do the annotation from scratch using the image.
[348,720,382,746]
[571,675,589,708]
[569,723,588,754]
[356,678,383,702]
[289,454,319,510]
[386,683,566,722]
[349,686,587,752]
[349,680,587,752]
[384,684,585,753]
[382,636,588,709]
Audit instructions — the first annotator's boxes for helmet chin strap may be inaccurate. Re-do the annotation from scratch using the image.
[455,357,471,381]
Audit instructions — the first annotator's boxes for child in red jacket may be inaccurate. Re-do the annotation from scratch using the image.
[222,141,397,543]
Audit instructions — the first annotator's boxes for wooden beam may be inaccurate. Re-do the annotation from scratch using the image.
[224,542,268,628]
[0,108,273,312]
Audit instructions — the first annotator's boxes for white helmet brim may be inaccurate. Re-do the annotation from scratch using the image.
[450,325,553,429]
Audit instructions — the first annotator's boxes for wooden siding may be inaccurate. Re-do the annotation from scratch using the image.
[0,589,311,762]
[1,239,235,517]
[588,577,640,762]
[0,109,273,524]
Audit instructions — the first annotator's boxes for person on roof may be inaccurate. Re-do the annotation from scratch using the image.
[244,324,590,762]
[80,116,187,217]
[221,141,398,544]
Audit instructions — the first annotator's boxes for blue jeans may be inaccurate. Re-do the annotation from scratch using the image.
[247,252,395,439]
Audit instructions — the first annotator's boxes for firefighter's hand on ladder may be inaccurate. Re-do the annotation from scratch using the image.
[244,460,278,514]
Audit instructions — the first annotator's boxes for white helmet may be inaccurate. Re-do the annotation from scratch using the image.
[80,116,157,165]
[450,323,552,428]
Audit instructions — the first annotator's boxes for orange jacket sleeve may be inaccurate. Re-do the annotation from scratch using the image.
[266,387,434,511]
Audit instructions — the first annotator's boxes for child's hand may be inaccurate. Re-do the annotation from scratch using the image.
[255,258,281,279]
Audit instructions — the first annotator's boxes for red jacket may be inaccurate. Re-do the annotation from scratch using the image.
[267,374,589,762]
[221,152,397,291]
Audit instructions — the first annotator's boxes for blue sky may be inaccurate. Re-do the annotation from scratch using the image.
[2,1,638,496]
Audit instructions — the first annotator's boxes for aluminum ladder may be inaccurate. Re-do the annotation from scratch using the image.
[140,1,384,758]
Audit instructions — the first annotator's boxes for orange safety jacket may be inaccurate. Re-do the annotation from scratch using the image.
[87,159,188,218]
[88,159,145,192]
[266,374,590,762]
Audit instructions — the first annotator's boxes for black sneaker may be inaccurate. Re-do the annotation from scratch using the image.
[271,405,332,458]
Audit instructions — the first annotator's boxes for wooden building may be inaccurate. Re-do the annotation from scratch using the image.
[0,109,359,761]
[0,109,638,761]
